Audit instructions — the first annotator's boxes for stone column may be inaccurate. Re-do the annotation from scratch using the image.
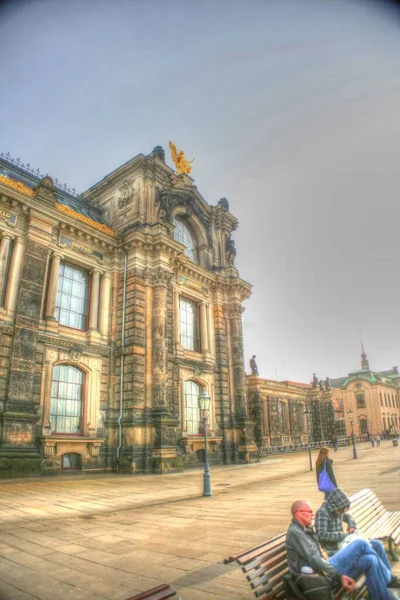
[144,267,172,409]
[200,301,209,353]
[89,269,101,331]
[0,233,13,304]
[225,301,257,463]
[99,272,111,337]
[144,267,180,473]
[207,303,215,355]
[45,252,62,320]
[4,236,24,314]
[173,289,180,346]
[226,302,247,416]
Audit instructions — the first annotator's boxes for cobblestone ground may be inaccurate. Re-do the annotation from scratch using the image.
[0,441,398,600]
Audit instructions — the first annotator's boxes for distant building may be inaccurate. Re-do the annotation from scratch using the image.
[246,377,335,446]
[330,349,400,437]
[0,148,257,476]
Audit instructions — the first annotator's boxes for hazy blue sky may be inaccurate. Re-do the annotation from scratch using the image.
[1,0,400,383]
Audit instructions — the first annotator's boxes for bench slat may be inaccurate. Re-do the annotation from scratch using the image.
[124,584,178,600]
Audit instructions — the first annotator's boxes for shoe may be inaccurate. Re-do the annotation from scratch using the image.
[390,577,400,589]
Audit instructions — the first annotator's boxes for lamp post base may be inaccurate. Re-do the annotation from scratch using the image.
[203,471,212,497]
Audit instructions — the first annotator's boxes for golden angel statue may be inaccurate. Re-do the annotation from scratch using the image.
[169,141,195,175]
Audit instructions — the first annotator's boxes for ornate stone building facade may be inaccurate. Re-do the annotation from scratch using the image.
[0,147,257,476]
[330,350,400,438]
[246,375,336,447]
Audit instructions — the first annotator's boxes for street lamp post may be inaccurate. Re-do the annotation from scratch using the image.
[347,408,358,459]
[199,391,212,497]
[303,405,313,471]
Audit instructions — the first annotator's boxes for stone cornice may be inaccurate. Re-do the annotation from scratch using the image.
[37,334,109,356]
[55,203,115,237]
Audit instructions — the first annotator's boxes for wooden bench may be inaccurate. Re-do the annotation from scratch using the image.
[224,533,367,600]
[349,488,400,561]
[125,583,180,600]
[224,485,400,599]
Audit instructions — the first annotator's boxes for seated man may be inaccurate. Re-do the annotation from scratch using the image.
[315,488,387,559]
[286,500,399,600]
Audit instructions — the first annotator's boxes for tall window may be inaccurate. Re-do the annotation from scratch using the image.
[356,393,365,409]
[173,216,198,263]
[184,381,201,434]
[50,365,83,434]
[379,392,383,407]
[359,419,368,434]
[278,400,288,435]
[55,262,89,330]
[179,297,199,351]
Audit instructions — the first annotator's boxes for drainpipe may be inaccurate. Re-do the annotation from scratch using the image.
[116,248,128,473]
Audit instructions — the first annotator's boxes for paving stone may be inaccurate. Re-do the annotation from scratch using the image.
[0,443,398,600]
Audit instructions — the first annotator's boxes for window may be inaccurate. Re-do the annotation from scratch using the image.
[278,400,288,435]
[184,381,201,434]
[62,453,81,470]
[179,297,199,351]
[50,365,83,434]
[173,216,198,263]
[0,237,12,306]
[379,392,383,407]
[55,262,89,330]
[384,393,388,407]
[356,393,365,409]
[359,419,368,434]
[355,383,362,389]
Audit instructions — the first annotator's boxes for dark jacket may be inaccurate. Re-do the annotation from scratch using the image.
[315,488,357,556]
[286,519,341,583]
[316,457,337,488]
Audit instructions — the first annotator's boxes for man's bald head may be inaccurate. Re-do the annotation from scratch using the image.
[291,501,309,516]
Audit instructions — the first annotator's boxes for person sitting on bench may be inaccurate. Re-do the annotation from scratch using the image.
[286,500,399,600]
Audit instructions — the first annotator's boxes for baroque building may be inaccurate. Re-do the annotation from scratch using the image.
[246,375,336,447]
[330,349,400,437]
[0,147,257,476]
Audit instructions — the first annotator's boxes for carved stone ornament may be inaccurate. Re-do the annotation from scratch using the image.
[143,267,173,287]
[34,176,56,201]
[70,345,84,363]
[118,180,134,209]
[224,303,244,318]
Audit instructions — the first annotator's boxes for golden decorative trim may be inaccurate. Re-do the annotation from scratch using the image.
[0,175,34,197]
[55,202,115,236]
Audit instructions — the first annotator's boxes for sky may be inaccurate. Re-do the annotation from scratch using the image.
[1,0,400,383]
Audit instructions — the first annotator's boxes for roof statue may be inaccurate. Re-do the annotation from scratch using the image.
[169,141,194,175]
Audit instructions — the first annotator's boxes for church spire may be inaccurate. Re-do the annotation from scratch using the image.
[360,335,369,370]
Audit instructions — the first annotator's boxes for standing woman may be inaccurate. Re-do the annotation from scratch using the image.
[316,446,337,498]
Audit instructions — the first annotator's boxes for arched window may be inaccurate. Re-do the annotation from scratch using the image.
[173,216,198,264]
[50,365,84,434]
[184,381,201,434]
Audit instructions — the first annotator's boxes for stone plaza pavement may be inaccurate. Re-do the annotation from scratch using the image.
[0,442,398,600]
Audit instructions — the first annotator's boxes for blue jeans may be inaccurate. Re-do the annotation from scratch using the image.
[328,539,392,600]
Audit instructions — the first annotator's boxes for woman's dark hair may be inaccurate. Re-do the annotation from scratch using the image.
[316,446,330,469]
